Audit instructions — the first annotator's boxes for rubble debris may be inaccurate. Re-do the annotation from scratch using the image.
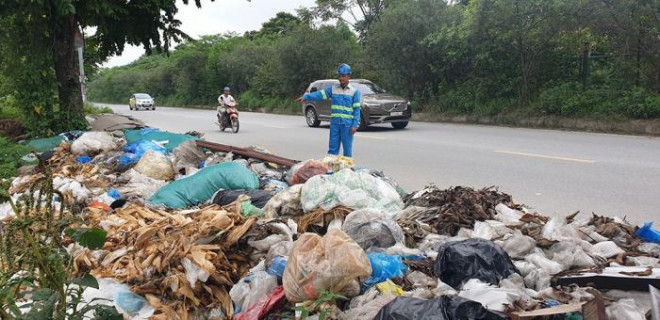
[3,123,660,320]
[401,185,520,236]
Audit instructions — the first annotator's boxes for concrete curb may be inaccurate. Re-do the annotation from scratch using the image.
[411,113,660,136]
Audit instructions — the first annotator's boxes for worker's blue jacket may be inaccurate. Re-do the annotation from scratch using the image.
[303,83,361,128]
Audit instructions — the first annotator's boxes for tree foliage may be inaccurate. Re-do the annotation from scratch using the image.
[0,0,215,136]
[87,0,659,120]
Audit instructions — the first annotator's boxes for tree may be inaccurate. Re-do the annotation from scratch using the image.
[0,0,214,135]
[310,0,394,42]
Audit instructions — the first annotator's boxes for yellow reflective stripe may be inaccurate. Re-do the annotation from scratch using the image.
[331,113,354,119]
[352,103,360,108]
[331,105,353,112]
[321,90,328,100]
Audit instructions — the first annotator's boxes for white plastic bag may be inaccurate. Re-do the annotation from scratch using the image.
[494,203,524,226]
[591,241,625,258]
[549,241,595,269]
[53,176,92,203]
[118,169,168,200]
[71,131,119,155]
[458,279,522,312]
[525,253,564,275]
[182,257,210,287]
[501,231,536,259]
[81,278,154,319]
[341,209,405,250]
[523,269,551,291]
[301,169,403,217]
[606,299,646,320]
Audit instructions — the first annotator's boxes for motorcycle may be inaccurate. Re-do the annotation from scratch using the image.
[217,101,240,133]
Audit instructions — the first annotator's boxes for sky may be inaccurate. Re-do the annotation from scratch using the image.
[103,0,317,67]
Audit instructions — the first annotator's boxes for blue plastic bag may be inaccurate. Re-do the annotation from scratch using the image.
[636,222,660,244]
[119,140,167,165]
[115,291,146,314]
[76,155,91,164]
[362,253,407,292]
[107,188,121,200]
[267,256,287,279]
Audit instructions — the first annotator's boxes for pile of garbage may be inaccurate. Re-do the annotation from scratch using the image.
[2,115,660,320]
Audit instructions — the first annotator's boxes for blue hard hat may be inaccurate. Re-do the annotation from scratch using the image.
[223,86,231,91]
[337,64,352,75]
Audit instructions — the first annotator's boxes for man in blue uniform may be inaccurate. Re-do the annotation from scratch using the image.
[296,64,361,158]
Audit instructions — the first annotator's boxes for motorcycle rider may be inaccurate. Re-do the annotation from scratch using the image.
[296,64,361,159]
[217,86,237,126]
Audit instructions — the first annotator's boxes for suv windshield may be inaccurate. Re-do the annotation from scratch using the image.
[135,94,151,99]
[350,82,386,95]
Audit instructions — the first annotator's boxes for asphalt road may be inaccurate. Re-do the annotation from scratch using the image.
[101,103,660,225]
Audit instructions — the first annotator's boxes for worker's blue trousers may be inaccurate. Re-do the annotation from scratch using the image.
[328,118,354,157]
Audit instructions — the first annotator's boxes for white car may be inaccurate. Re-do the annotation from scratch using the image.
[129,93,155,111]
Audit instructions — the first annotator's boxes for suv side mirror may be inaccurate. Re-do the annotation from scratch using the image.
[310,87,318,92]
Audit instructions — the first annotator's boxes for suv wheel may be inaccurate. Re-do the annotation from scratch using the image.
[305,107,320,127]
[358,114,368,131]
[392,121,408,129]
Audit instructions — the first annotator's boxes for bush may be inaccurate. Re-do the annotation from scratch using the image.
[83,103,113,115]
[0,137,33,179]
[535,83,660,119]
[238,90,300,114]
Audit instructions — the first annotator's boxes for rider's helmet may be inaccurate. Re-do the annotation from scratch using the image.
[223,86,231,92]
[337,64,352,75]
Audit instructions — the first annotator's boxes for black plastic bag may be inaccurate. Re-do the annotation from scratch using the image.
[433,238,518,289]
[211,189,273,208]
[374,296,508,320]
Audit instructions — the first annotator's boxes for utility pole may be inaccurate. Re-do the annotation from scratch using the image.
[73,28,86,103]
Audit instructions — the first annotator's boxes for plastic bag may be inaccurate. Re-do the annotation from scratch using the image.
[264,179,289,194]
[267,256,287,279]
[548,241,595,269]
[340,295,396,320]
[651,285,660,320]
[362,253,407,291]
[322,155,354,172]
[263,184,303,218]
[433,238,519,289]
[235,286,286,320]
[150,162,259,209]
[301,169,403,217]
[525,253,564,275]
[124,128,199,151]
[374,295,508,320]
[119,140,168,165]
[375,280,404,296]
[212,189,273,208]
[71,131,119,155]
[76,155,92,164]
[636,222,660,244]
[458,279,522,312]
[591,241,625,258]
[172,139,206,172]
[53,176,92,203]
[606,299,646,320]
[500,231,536,259]
[133,150,175,181]
[472,221,511,241]
[523,268,551,291]
[341,209,405,251]
[287,160,329,185]
[81,278,154,319]
[542,217,582,241]
[118,169,168,200]
[494,203,524,226]
[406,271,438,289]
[251,162,284,180]
[283,229,372,302]
[241,200,264,217]
[28,136,66,152]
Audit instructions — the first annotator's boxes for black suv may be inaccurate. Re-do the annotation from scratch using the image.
[301,79,411,129]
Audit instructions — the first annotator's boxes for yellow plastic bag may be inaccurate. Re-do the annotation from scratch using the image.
[375,280,404,296]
